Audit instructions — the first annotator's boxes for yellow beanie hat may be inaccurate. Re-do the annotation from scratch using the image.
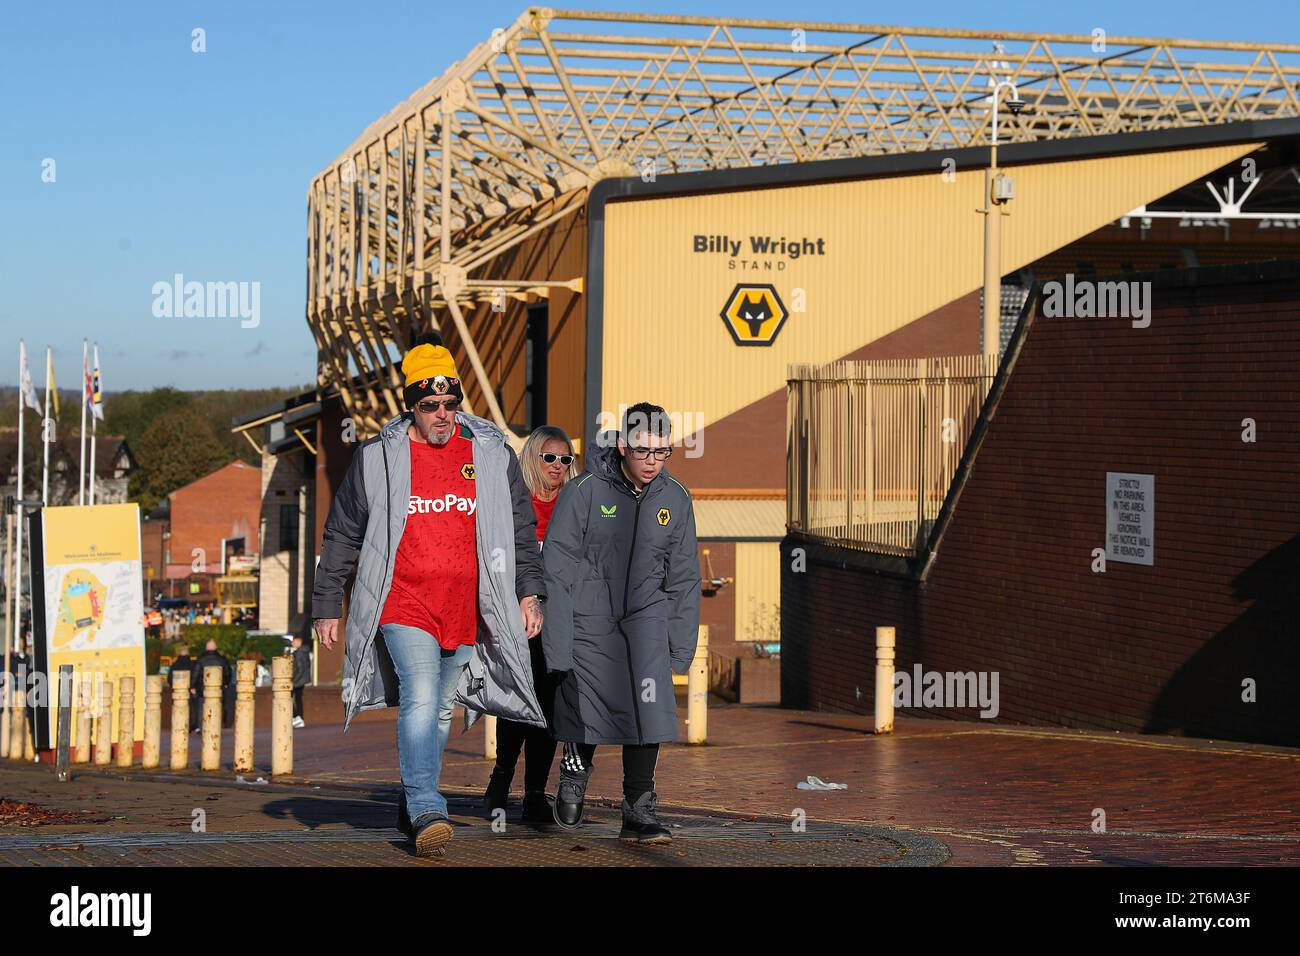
[401,332,462,406]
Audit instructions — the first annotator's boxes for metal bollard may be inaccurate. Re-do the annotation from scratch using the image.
[22,701,34,760]
[116,676,136,767]
[687,624,709,745]
[200,665,222,771]
[271,656,293,776]
[56,666,74,782]
[484,715,497,761]
[93,676,112,765]
[233,660,256,773]
[142,675,162,768]
[170,669,190,770]
[874,626,895,734]
[75,674,92,763]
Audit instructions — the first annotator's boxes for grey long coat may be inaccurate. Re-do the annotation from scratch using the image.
[311,411,546,732]
[540,435,701,745]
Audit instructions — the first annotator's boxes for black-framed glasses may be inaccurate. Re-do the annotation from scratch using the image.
[628,446,672,461]
[415,398,460,413]
[539,453,575,465]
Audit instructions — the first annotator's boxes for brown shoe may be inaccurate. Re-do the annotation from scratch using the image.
[413,817,454,858]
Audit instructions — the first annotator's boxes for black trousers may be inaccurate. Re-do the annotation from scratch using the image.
[493,636,557,792]
[562,741,659,804]
[292,686,305,719]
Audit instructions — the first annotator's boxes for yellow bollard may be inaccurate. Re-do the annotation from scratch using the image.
[200,665,222,771]
[0,679,10,759]
[686,625,709,745]
[484,715,497,761]
[93,676,112,765]
[116,677,135,767]
[233,660,256,773]
[75,674,92,763]
[169,669,190,770]
[8,667,26,760]
[874,626,896,735]
[142,675,162,768]
[271,655,293,776]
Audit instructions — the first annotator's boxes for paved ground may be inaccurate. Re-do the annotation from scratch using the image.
[2,701,1298,866]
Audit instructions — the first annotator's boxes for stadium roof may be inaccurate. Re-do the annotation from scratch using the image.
[305,7,1300,433]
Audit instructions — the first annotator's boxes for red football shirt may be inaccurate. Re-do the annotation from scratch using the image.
[532,494,557,542]
[379,431,479,649]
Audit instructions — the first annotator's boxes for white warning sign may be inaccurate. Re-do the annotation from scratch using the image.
[1105,472,1154,566]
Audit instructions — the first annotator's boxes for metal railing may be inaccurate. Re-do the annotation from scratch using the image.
[787,355,994,556]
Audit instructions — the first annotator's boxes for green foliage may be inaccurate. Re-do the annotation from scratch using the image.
[148,629,290,675]
[131,409,232,515]
[3,382,308,511]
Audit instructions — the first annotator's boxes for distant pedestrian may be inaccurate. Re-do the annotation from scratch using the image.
[192,639,233,731]
[291,635,312,728]
[169,646,195,693]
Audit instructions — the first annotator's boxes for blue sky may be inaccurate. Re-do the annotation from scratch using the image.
[2,0,1296,390]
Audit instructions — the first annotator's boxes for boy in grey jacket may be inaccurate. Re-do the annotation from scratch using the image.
[541,402,701,844]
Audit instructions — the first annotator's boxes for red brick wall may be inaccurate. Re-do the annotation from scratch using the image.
[782,260,1300,746]
[168,461,262,572]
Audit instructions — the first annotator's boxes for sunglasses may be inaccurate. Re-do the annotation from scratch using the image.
[628,446,672,461]
[414,398,461,413]
[538,453,575,465]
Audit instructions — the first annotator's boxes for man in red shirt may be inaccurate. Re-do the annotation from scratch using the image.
[313,332,544,857]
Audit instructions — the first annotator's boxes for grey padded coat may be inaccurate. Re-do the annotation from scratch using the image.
[540,434,701,745]
[311,410,546,732]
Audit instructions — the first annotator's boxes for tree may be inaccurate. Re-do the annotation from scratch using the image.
[131,408,231,515]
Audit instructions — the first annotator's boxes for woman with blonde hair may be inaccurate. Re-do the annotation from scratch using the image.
[484,424,578,823]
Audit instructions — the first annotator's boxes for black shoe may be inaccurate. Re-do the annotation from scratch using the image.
[619,791,672,845]
[521,789,552,825]
[483,767,512,815]
[553,768,589,829]
[397,789,413,837]
[411,815,454,858]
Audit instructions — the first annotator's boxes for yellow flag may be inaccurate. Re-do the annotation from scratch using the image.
[47,348,60,418]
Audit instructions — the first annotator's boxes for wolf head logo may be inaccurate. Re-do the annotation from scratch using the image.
[738,293,773,338]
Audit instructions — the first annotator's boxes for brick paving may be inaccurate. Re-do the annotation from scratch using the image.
[3,701,1299,866]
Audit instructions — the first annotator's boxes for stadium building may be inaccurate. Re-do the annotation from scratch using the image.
[234,9,1300,734]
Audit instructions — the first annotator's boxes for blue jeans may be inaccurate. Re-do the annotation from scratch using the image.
[380,623,474,825]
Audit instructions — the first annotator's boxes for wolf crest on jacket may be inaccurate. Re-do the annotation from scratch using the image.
[311,410,546,732]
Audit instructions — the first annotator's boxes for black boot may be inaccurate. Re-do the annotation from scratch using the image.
[483,766,512,815]
[619,791,672,845]
[397,788,412,836]
[553,767,589,829]
[521,789,552,825]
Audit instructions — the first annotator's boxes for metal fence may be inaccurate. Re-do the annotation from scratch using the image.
[787,356,994,557]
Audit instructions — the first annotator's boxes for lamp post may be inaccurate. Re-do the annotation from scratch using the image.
[981,80,1024,369]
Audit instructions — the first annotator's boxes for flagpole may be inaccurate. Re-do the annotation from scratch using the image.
[89,418,96,505]
[78,338,87,506]
[42,346,51,505]
[14,342,27,671]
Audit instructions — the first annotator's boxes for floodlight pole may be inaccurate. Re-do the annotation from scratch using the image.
[981,80,1018,371]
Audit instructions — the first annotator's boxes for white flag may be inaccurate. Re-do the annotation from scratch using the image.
[91,344,105,421]
[18,340,40,413]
